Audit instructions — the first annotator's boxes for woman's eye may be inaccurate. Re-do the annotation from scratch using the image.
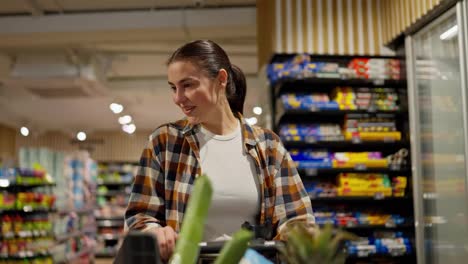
[183,83,192,88]
[170,86,176,92]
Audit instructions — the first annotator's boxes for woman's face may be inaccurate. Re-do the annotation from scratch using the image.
[168,60,223,124]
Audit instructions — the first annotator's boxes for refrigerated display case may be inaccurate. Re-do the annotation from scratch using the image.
[406,2,468,264]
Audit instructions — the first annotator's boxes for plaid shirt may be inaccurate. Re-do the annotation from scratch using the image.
[125,114,314,235]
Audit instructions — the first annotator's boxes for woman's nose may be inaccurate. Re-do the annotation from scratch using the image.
[173,87,186,105]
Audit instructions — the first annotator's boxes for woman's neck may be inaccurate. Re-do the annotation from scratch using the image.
[201,107,238,135]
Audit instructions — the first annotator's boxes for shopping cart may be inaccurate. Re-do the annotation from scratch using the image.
[114,232,282,264]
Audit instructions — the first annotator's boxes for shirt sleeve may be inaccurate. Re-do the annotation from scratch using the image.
[125,135,166,231]
[273,142,315,231]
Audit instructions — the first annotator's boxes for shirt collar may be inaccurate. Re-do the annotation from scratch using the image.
[176,112,258,147]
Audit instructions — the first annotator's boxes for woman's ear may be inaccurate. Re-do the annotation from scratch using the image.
[217,69,228,89]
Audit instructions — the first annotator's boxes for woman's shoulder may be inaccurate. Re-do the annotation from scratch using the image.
[148,118,190,140]
[250,125,281,143]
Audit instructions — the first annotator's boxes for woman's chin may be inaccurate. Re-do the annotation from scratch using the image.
[187,116,201,125]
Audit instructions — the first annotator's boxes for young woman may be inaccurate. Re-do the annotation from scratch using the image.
[125,40,314,261]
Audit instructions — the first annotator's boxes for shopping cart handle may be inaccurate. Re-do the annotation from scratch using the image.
[114,231,162,264]
[199,240,282,255]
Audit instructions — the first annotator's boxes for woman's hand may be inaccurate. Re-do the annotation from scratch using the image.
[147,226,178,261]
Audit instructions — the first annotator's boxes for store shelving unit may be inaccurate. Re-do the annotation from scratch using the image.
[94,161,137,258]
[0,180,56,263]
[268,54,414,263]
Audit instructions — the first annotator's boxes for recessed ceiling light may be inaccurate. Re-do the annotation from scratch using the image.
[20,126,29,137]
[118,115,132,125]
[122,123,136,134]
[77,131,87,141]
[253,106,263,115]
[246,117,258,125]
[109,103,124,114]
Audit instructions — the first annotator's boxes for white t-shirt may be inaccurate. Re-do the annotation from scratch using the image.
[196,121,260,241]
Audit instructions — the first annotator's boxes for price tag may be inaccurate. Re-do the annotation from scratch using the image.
[305,136,317,143]
[389,164,401,171]
[310,105,318,112]
[357,251,370,257]
[374,192,384,200]
[355,164,367,171]
[305,168,318,176]
[351,137,362,144]
[383,137,396,143]
[373,79,385,86]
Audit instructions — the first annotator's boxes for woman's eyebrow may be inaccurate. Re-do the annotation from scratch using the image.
[168,77,198,86]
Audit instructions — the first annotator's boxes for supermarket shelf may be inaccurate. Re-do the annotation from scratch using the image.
[97,181,132,187]
[277,109,407,126]
[0,230,53,240]
[298,167,411,177]
[0,207,55,214]
[0,182,56,190]
[0,252,52,260]
[270,53,403,63]
[274,77,406,94]
[280,109,406,118]
[329,223,414,231]
[345,253,415,262]
[310,196,411,202]
[284,140,409,150]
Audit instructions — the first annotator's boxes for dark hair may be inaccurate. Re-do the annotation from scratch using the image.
[167,40,246,114]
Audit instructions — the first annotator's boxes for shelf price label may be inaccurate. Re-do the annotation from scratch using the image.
[373,79,385,86]
[305,136,317,143]
[305,168,318,176]
[383,137,396,143]
[355,164,367,171]
[309,105,318,112]
[389,164,401,171]
[374,192,385,200]
[351,136,362,144]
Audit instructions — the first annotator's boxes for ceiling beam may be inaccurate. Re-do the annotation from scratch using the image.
[0,7,256,49]
[23,0,44,16]
[0,7,255,34]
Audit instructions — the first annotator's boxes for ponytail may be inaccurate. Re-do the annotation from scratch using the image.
[227,64,246,115]
[167,40,247,115]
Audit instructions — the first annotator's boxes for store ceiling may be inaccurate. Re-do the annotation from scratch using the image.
[0,0,265,135]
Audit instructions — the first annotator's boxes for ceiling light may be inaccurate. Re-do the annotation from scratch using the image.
[246,117,258,125]
[118,115,132,125]
[122,124,136,134]
[440,25,458,40]
[20,126,29,137]
[110,103,124,114]
[77,131,87,141]
[253,106,263,115]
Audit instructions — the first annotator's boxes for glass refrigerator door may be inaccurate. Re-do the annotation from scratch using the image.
[408,4,468,264]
